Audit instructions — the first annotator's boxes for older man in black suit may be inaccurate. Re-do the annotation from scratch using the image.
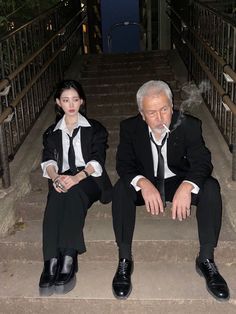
[111,80,229,301]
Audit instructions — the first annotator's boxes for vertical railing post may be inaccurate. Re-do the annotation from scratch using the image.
[232,116,236,181]
[0,1,86,189]
[0,124,10,188]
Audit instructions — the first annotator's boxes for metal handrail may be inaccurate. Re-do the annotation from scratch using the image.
[166,2,236,83]
[166,0,236,179]
[0,10,86,120]
[166,6,236,113]
[0,0,87,188]
[0,2,64,41]
[196,1,236,27]
[0,16,86,126]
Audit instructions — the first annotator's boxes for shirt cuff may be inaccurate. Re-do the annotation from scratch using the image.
[41,160,58,179]
[131,175,145,191]
[86,160,103,177]
[183,180,200,194]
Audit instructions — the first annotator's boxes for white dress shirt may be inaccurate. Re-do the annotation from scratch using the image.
[131,126,199,194]
[41,113,102,178]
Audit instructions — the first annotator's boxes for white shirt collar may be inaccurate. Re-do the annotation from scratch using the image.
[53,113,91,132]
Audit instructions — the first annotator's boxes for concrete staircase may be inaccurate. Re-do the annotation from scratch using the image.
[1,51,236,313]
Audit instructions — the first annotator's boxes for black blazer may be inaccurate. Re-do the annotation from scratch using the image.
[116,110,213,190]
[42,117,112,204]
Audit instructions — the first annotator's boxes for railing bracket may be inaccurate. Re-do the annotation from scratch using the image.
[0,85,11,96]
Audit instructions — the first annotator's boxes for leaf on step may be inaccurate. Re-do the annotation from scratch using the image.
[9,221,26,235]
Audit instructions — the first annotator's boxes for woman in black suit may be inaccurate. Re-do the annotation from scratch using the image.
[39,80,112,296]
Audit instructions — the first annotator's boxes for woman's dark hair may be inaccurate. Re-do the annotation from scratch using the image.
[54,79,87,122]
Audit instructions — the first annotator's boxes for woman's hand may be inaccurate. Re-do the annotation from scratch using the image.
[59,171,86,191]
[53,175,67,193]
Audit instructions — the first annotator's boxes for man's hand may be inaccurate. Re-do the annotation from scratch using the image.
[171,181,193,221]
[137,178,164,215]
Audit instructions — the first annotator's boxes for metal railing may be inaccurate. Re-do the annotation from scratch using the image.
[0,0,88,188]
[166,0,236,180]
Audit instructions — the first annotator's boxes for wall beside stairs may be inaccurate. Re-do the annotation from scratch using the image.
[0,99,55,235]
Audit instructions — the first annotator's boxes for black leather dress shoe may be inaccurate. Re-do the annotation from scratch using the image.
[112,258,133,299]
[196,257,230,301]
[54,255,77,294]
[39,257,59,296]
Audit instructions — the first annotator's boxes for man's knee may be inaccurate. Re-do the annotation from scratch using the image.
[202,177,221,194]
[113,179,126,197]
[197,177,222,210]
[112,179,137,203]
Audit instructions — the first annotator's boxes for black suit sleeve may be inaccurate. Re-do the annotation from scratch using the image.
[181,117,213,188]
[41,125,58,164]
[89,119,109,168]
[116,119,141,184]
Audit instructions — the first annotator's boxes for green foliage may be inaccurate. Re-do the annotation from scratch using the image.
[0,16,8,27]
[0,0,60,34]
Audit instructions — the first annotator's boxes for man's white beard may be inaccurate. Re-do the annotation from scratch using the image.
[153,127,165,134]
[152,123,170,135]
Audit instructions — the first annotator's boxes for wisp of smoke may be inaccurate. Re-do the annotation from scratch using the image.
[180,80,210,111]
[171,80,210,132]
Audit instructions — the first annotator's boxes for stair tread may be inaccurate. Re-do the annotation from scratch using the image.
[0,260,236,302]
[4,208,236,244]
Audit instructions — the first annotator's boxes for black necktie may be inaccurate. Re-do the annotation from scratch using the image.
[150,132,168,205]
[67,127,80,174]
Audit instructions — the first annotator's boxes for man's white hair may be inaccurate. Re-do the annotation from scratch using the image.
[136,80,173,111]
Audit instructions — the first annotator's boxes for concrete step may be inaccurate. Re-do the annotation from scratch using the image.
[87,100,183,116]
[83,50,170,62]
[83,50,169,60]
[108,129,119,145]
[81,70,176,84]
[85,90,181,108]
[80,75,177,88]
[95,115,132,130]
[81,66,172,77]
[83,59,170,71]
[5,202,236,263]
[83,85,178,98]
[86,94,134,106]
[0,260,236,314]
[87,103,138,117]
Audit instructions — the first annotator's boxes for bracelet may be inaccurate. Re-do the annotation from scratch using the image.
[82,169,89,177]
[53,175,60,183]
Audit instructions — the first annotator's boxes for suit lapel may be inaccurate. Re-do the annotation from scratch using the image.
[54,130,63,171]
[80,126,92,163]
[167,110,183,163]
[135,115,155,179]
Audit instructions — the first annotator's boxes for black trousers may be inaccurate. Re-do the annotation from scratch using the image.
[42,177,101,261]
[112,176,222,254]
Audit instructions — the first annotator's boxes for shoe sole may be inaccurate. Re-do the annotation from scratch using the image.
[195,264,230,302]
[54,275,76,295]
[39,285,55,297]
